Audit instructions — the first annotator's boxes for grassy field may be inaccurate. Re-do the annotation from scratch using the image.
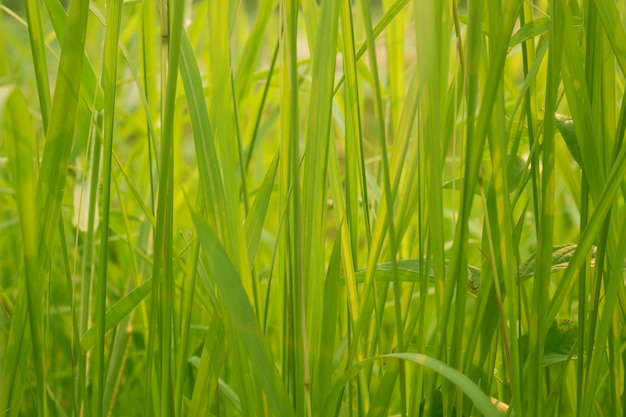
[1,0,626,416]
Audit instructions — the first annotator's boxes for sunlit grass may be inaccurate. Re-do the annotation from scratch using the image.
[1,0,625,416]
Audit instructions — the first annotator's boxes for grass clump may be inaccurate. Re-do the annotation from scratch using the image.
[1,0,625,416]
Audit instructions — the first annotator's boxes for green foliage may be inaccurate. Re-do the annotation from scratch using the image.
[1,1,625,416]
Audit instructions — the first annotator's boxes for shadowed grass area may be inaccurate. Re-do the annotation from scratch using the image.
[1,1,625,416]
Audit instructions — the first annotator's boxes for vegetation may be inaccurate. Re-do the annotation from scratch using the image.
[1,0,625,416]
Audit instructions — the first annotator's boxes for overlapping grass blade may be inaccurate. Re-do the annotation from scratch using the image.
[245,152,279,267]
[24,0,51,127]
[189,206,297,417]
[37,0,89,276]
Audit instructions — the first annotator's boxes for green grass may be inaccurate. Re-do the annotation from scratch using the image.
[1,0,626,416]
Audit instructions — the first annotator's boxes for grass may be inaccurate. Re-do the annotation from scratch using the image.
[1,0,626,416]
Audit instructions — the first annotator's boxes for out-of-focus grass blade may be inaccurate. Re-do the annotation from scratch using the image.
[179,29,228,240]
[311,238,341,413]
[189,206,296,417]
[2,87,46,416]
[352,259,481,292]
[244,152,279,267]
[80,278,153,353]
[592,0,626,76]
[188,320,227,415]
[0,281,28,415]
[234,0,277,98]
[301,0,340,296]
[333,0,411,94]
[386,353,503,417]
[544,0,626,327]
[36,0,90,266]
[443,155,528,194]
[300,1,341,413]
[554,114,583,167]
[382,0,406,129]
[517,244,607,278]
[339,0,372,262]
[580,221,626,416]
[560,5,604,194]
[42,0,103,111]
[509,18,549,46]
[509,16,583,47]
[24,0,51,127]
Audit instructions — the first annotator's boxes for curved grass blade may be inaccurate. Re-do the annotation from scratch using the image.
[321,353,503,417]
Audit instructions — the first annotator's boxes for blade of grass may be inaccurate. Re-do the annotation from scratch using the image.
[234,0,277,99]
[358,1,406,414]
[92,1,124,416]
[189,204,297,417]
[300,0,342,413]
[441,1,523,415]
[279,0,305,412]
[24,0,51,128]
[579,219,626,416]
[188,319,227,416]
[382,0,406,130]
[3,88,46,417]
[339,0,372,259]
[322,353,503,417]
[149,0,187,415]
[529,1,563,415]
[80,278,153,354]
[244,152,279,268]
[179,30,228,236]
[37,0,90,285]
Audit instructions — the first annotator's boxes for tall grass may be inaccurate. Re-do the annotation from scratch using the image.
[1,0,625,416]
